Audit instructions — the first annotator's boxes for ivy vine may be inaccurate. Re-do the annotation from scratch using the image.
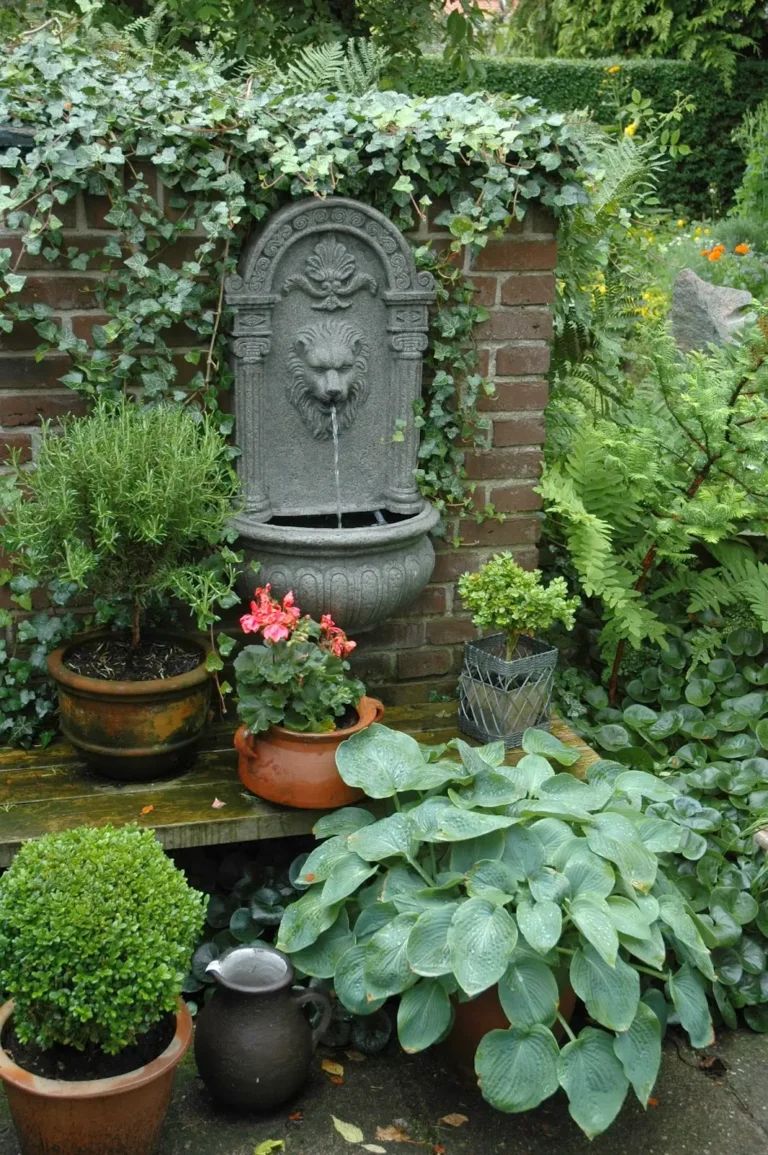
[0,17,586,520]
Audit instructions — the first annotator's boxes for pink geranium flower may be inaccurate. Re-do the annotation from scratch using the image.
[240,585,301,642]
[319,612,356,658]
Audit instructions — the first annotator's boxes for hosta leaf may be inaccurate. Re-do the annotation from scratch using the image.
[450,771,526,809]
[348,813,417,862]
[290,912,353,978]
[522,729,581,765]
[563,842,616,898]
[465,859,519,902]
[528,866,571,905]
[334,944,385,1016]
[558,1027,629,1138]
[296,836,350,885]
[406,904,457,977]
[476,1025,559,1113]
[669,963,715,1049]
[454,737,505,776]
[538,773,613,811]
[658,894,714,979]
[313,807,375,838]
[425,805,519,843]
[322,855,378,906]
[501,826,545,878]
[613,1002,662,1106]
[531,818,579,864]
[364,913,419,1000]
[498,956,559,1027]
[448,830,505,873]
[586,812,657,893]
[397,978,452,1053]
[336,724,463,797]
[449,899,518,996]
[614,770,678,802]
[619,926,667,971]
[606,896,654,939]
[509,753,555,793]
[516,897,562,954]
[569,893,619,966]
[276,887,342,953]
[570,945,640,1031]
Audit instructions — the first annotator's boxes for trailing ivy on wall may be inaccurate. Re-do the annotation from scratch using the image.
[0,16,586,520]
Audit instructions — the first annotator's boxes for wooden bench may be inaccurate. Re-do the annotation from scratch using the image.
[0,704,598,867]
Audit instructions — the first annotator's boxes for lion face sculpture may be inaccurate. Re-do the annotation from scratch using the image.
[287,319,370,440]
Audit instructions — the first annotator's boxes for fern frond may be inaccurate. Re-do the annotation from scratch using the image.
[338,38,390,95]
[283,42,345,92]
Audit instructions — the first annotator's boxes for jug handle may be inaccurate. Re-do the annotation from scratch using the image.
[293,988,333,1049]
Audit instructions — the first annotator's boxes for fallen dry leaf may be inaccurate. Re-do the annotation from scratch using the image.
[253,1142,284,1155]
[434,1147,446,1155]
[647,1097,659,1108]
[330,1076,344,1085]
[322,1059,344,1078]
[376,1125,414,1143]
[331,1116,364,1144]
[211,798,226,809]
[140,804,154,815]
[438,1113,468,1128]
[288,1111,303,1121]
[345,1049,366,1062]
[362,1147,387,1154]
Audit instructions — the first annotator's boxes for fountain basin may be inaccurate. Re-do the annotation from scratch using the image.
[235,503,440,633]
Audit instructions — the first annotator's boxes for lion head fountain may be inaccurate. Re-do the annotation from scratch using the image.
[225,198,439,632]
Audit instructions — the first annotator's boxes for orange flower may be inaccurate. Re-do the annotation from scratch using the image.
[735,243,751,254]
[700,248,712,256]
[707,243,726,262]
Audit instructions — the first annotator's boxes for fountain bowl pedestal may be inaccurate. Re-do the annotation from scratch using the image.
[235,503,440,634]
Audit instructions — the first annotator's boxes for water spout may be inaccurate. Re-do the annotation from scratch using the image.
[331,405,343,530]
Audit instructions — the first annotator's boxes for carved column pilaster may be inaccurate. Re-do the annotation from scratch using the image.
[384,297,431,515]
[231,314,273,520]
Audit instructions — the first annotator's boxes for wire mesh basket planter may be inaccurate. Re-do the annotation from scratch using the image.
[458,633,557,748]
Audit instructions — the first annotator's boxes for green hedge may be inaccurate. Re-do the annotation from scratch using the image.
[402,56,768,215]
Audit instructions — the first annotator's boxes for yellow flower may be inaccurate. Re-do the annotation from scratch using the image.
[624,122,638,137]
[606,64,621,74]
[704,227,710,235]
[694,226,702,236]
[677,219,685,227]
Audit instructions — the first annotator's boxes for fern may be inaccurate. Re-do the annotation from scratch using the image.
[687,541,768,630]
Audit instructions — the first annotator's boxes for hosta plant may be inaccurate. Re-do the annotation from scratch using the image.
[572,622,768,1030]
[234,587,365,734]
[276,723,716,1139]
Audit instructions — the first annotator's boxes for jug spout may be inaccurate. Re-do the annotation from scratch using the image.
[204,944,295,993]
[205,957,224,983]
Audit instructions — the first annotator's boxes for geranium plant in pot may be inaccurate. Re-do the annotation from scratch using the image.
[0,398,241,780]
[277,723,717,1139]
[457,553,579,747]
[0,824,205,1155]
[234,585,382,809]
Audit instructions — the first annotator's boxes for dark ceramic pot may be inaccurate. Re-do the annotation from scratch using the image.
[194,945,332,1111]
[0,999,192,1155]
[47,629,212,782]
[235,695,384,809]
[442,981,577,1084]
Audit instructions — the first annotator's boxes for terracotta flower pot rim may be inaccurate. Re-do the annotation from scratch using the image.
[235,695,383,748]
[47,629,211,699]
[0,999,192,1101]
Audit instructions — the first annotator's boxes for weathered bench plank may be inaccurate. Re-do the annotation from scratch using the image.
[0,704,596,866]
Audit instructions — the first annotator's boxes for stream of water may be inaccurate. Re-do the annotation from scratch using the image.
[331,405,343,530]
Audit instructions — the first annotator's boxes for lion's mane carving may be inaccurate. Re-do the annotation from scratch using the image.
[287,318,370,440]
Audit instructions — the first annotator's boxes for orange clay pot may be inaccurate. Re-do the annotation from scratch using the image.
[0,999,192,1155]
[442,980,577,1085]
[235,696,385,809]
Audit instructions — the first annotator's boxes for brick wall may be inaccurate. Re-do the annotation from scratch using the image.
[0,183,556,703]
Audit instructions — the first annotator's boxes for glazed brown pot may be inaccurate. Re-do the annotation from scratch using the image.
[48,629,212,782]
[235,695,385,809]
[0,999,192,1155]
[443,981,577,1084]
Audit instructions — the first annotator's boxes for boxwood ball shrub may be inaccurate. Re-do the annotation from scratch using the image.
[0,825,206,1054]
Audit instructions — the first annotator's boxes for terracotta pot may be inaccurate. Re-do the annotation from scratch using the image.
[0,999,192,1155]
[235,695,385,809]
[48,629,212,782]
[442,981,577,1085]
[194,944,332,1111]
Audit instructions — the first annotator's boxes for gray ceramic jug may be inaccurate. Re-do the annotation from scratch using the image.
[193,944,332,1111]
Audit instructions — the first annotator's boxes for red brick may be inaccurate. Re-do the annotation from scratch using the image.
[398,648,454,679]
[459,516,540,547]
[489,484,543,513]
[0,432,31,464]
[472,240,557,272]
[475,308,553,342]
[478,381,549,412]
[359,620,426,650]
[0,391,86,426]
[495,345,551,376]
[431,549,484,582]
[0,356,71,390]
[468,276,498,307]
[500,273,556,306]
[492,416,546,447]
[465,447,543,481]
[375,677,458,706]
[0,321,46,352]
[21,276,100,311]
[0,192,77,230]
[426,617,476,645]
[475,348,490,376]
[5,234,120,271]
[527,205,556,236]
[402,585,448,616]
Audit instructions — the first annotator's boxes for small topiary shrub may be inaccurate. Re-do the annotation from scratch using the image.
[0,824,206,1054]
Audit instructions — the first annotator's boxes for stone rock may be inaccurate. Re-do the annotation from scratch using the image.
[671,268,753,353]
